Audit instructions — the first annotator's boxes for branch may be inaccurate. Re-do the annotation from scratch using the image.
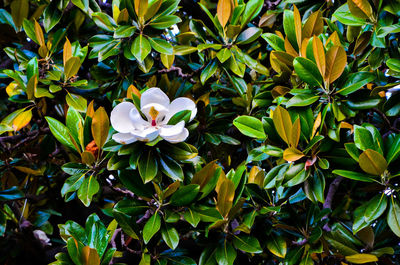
[322,176,343,231]
[158,66,196,84]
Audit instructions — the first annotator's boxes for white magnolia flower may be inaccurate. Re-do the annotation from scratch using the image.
[110,87,197,144]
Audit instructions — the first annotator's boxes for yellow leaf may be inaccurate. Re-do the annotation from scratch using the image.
[259,12,276,28]
[134,0,148,19]
[196,92,210,106]
[127,84,141,99]
[312,37,326,77]
[112,4,121,22]
[12,109,32,131]
[81,246,101,265]
[272,106,292,145]
[270,51,292,73]
[161,53,175,69]
[345,253,378,264]
[248,166,264,187]
[81,151,96,165]
[293,5,302,50]
[289,118,301,147]
[302,10,324,39]
[162,181,180,199]
[348,0,373,20]
[26,76,37,100]
[284,36,298,57]
[14,166,44,176]
[6,82,21,97]
[91,107,109,149]
[34,19,45,47]
[271,86,290,98]
[63,38,72,67]
[117,8,130,24]
[326,31,341,47]
[325,45,347,84]
[217,0,233,28]
[353,31,372,56]
[359,149,387,176]
[283,147,304,162]
[64,56,81,80]
[192,160,219,189]
[340,121,353,133]
[144,0,162,21]
[87,100,95,118]
[300,37,309,57]
[217,178,235,218]
[11,0,29,28]
[311,112,321,138]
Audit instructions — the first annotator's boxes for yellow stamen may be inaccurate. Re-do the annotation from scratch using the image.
[149,106,159,120]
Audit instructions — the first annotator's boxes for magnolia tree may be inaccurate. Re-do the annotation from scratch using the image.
[1,0,400,264]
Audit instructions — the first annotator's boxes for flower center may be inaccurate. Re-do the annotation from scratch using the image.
[149,106,159,126]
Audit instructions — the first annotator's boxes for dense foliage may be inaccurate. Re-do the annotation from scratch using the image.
[1,0,400,264]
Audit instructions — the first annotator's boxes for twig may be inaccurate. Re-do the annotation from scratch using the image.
[322,176,343,231]
[158,66,196,83]
[136,209,152,224]
[291,238,307,246]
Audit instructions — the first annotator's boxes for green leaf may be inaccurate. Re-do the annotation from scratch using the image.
[215,241,236,265]
[283,10,298,50]
[159,154,184,181]
[200,60,218,85]
[364,194,387,223]
[337,72,375,95]
[233,115,266,139]
[386,58,400,72]
[232,235,262,253]
[149,15,181,29]
[236,27,262,45]
[66,93,87,113]
[183,208,200,227]
[0,187,24,201]
[332,170,375,182]
[333,4,366,26]
[354,125,375,152]
[161,224,179,250]
[286,94,319,108]
[266,235,287,258]
[261,33,285,51]
[77,174,100,207]
[216,48,231,63]
[45,116,77,151]
[138,150,158,183]
[241,0,263,27]
[170,184,200,206]
[114,25,136,38]
[148,38,173,55]
[131,34,151,62]
[43,2,62,32]
[386,134,400,164]
[293,57,323,87]
[387,197,400,237]
[143,212,161,244]
[112,209,140,240]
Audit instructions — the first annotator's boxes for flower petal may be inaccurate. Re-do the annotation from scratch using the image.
[112,133,137,144]
[110,102,136,133]
[131,127,160,142]
[159,121,185,138]
[140,87,170,111]
[163,97,197,124]
[162,128,189,143]
[129,107,150,130]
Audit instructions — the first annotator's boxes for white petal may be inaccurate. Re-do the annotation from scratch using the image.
[129,107,150,130]
[162,128,189,143]
[131,127,160,142]
[110,102,136,133]
[112,133,137,144]
[140,87,170,111]
[159,121,185,138]
[163,97,197,124]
